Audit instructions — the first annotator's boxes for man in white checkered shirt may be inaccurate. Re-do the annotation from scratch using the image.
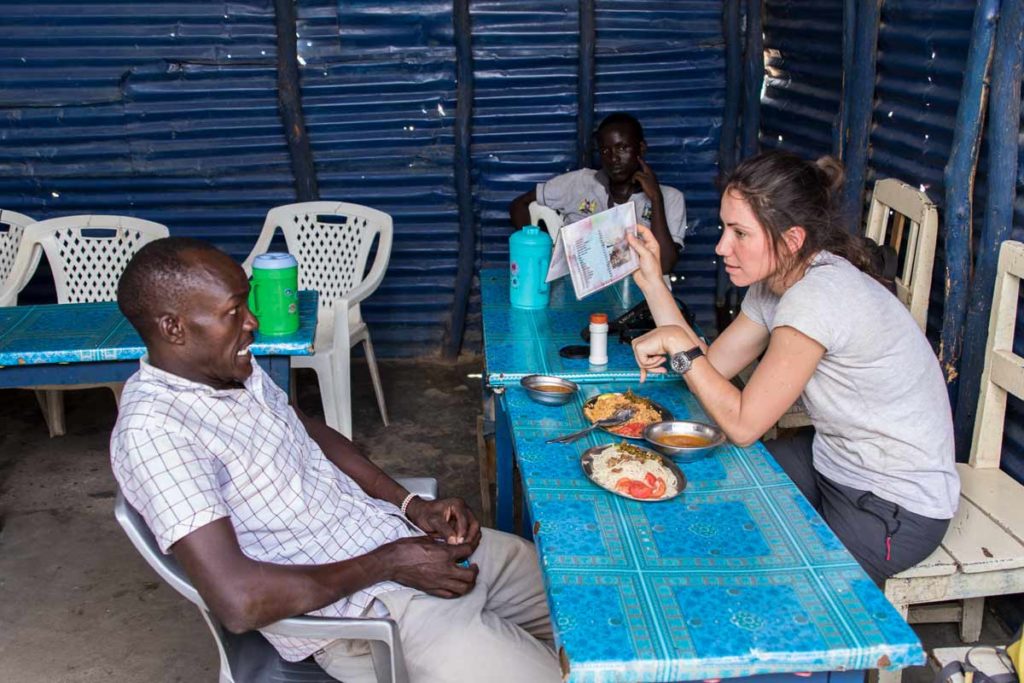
[110,238,560,683]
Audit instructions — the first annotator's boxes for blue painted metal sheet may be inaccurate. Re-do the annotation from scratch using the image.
[0,0,292,299]
[296,0,459,353]
[871,0,977,342]
[760,0,845,160]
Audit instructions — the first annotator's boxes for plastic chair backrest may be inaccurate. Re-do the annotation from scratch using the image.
[244,202,393,345]
[970,240,1024,470]
[0,209,39,307]
[864,179,938,332]
[528,201,564,236]
[22,215,169,303]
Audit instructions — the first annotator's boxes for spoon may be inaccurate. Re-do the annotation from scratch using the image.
[546,407,636,444]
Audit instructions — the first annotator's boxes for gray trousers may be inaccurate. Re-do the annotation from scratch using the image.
[314,528,561,683]
[765,429,950,585]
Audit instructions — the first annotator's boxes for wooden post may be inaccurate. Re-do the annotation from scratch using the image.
[833,0,857,158]
[273,0,319,202]
[716,0,742,324]
[577,0,597,168]
[839,0,882,234]
[953,0,1024,460]
[740,0,764,159]
[444,0,476,358]
[937,0,1001,407]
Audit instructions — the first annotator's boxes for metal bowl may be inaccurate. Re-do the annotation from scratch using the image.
[643,420,727,463]
[520,374,579,406]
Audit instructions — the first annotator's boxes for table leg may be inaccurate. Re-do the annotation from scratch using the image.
[258,355,291,395]
[495,392,515,533]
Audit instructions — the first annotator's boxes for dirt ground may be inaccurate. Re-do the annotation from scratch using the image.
[0,356,1014,682]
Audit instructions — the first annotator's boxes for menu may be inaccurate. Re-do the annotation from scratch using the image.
[546,202,639,298]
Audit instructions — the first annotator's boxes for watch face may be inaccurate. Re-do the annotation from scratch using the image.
[670,351,690,374]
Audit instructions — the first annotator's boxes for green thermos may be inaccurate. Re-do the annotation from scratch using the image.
[248,253,300,336]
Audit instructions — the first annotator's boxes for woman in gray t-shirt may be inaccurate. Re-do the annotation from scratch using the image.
[626,150,958,584]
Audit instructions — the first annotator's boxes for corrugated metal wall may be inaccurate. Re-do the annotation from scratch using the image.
[1,0,725,356]
[760,0,1024,487]
[760,0,844,160]
[1,1,292,287]
[296,0,460,351]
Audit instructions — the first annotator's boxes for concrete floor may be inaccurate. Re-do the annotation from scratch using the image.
[0,357,1014,682]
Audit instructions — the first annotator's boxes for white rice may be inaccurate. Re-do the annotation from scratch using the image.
[590,445,677,497]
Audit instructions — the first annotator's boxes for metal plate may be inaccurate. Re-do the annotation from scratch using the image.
[580,443,687,502]
[582,392,673,439]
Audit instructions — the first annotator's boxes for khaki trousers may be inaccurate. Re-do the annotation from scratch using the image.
[314,529,561,683]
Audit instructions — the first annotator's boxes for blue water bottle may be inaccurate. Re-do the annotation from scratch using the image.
[509,224,553,309]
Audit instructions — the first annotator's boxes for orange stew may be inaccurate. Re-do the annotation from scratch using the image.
[534,384,573,393]
[659,433,711,448]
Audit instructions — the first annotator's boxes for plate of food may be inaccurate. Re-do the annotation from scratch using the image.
[582,390,673,439]
[581,441,686,501]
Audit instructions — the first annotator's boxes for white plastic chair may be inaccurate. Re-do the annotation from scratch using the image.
[528,201,564,236]
[0,209,40,307]
[115,477,436,683]
[244,202,392,439]
[0,215,169,436]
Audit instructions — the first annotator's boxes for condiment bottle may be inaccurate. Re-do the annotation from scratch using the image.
[589,313,608,366]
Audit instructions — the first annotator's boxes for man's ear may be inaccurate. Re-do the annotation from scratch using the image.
[783,226,806,255]
[155,313,187,345]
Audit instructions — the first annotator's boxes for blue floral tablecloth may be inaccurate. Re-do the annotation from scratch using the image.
[482,268,681,385]
[503,380,924,683]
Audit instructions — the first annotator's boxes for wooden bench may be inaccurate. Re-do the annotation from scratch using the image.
[880,240,1024,683]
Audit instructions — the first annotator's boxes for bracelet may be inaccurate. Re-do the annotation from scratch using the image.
[399,493,419,516]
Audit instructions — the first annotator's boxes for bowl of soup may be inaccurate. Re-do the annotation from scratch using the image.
[520,375,579,406]
[643,420,726,462]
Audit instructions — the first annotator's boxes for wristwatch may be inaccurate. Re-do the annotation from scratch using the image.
[669,346,705,375]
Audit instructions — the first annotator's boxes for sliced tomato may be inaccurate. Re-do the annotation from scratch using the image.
[615,422,644,438]
[650,477,667,498]
[644,472,657,486]
[615,478,633,494]
[628,480,655,499]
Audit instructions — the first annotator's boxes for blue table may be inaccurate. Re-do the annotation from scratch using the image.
[481,267,685,386]
[503,380,925,683]
[0,291,317,393]
[483,267,695,530]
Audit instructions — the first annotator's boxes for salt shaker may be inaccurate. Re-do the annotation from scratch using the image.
[589,313,608,366]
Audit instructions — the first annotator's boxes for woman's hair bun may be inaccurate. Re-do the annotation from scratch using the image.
[814,155,845,198]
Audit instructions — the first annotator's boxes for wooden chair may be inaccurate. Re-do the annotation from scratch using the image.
[775,178,939,431]
[863,178,939,333]
[879,240,1024,683]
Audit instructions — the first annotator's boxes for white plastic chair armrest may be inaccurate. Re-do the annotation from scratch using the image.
[260,614,399,641]
[395,477,437,500]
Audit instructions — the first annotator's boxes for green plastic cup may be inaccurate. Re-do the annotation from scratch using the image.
[248,253,300,336]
